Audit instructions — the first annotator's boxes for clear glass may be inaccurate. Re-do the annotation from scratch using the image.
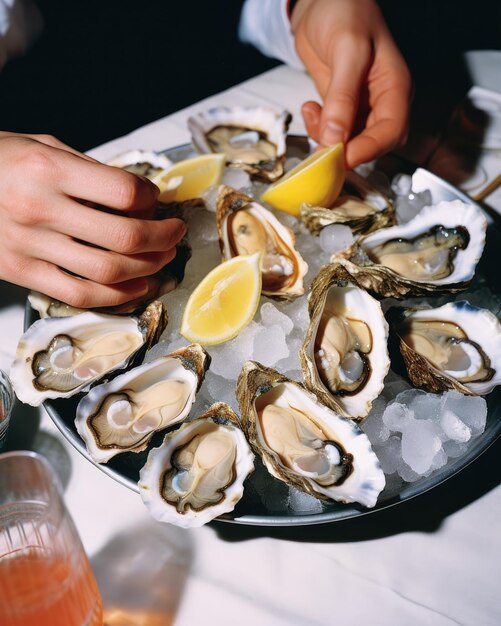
[0,451,103,626]
[0,370,14,451]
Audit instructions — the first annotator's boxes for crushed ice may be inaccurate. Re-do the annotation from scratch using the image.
[149,165,493,511]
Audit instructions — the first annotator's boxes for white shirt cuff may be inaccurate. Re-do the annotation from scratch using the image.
[239,0,304,71]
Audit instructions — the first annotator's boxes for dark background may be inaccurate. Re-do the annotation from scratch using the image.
[0,0,500,152]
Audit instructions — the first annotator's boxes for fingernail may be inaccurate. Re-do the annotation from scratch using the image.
[321,121,347,146]
[135,278,150,295]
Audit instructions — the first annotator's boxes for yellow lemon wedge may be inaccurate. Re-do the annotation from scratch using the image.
[260,143,345,216]
[151,153,226,202]
[180,253,262,345]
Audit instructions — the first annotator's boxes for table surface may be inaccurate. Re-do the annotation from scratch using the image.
[2,63,501,626]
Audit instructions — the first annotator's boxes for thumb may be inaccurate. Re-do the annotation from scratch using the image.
[319,40,372,147]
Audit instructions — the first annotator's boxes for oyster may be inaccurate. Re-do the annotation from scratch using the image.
[216,186,308,299]
[300,171,395,236]
[393,301,501,395]
[28,291,85,318]
[10,301,167,406]
[75,344,210,463]
[332,200,487,298]
[138,402,254,528]
[236,362,385,508]
[107,149,173,179]
[300,265,389,420]
[188,106,292,182]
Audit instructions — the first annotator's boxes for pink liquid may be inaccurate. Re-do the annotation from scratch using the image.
[0,547,103,626]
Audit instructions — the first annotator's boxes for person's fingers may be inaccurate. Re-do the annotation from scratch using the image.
[23,133,99,163]
[318,36,373,147]
[301,101,322,143]
[12,257,158,309]
[23,228,177,284]
[34,197,187,254]
[345,56,411,167]
[18,144,160,213]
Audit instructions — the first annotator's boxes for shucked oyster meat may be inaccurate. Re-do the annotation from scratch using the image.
[300,265,389,420]
[75,344,210,463]
[332,200,487,298]
[236,362,385,508]
[139,402,254,528]
[216,186,308,299]
[188,106,292,182]
[10,301,167,406]
[393,301,501,395]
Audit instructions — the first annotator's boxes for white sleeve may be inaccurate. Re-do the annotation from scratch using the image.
[239,0,304,71]
[0,0,43,69]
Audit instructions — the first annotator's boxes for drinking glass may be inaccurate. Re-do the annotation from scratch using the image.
[0,451,103,626]
[0,370,14,452]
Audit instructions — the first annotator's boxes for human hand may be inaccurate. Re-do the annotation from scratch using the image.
[0,132,186,308]
[291,0,412,168]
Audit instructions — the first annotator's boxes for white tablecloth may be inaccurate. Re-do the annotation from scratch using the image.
[2,65,500,626]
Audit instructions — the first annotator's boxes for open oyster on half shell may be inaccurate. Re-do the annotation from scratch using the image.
[300,265,390,420]
[392,301,501,395]
[10,301,167,406]
[332,200,487,298]
[75,344,210,463]
[107,149,173,179]
[188,106,292,182]
[215,186,308,299]
[236,362,385,508]
[300,170,395,236]
[138,402,254,528]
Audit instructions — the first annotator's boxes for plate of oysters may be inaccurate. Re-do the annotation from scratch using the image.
[12,106,501,527]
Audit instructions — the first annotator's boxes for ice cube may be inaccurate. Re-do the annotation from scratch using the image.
[440,390,487,436]
[401,419,442,474]
[440,408,472,442]
[429,448,448,472]
[319,224,355,255]
[362,398,391,445]
[443,440,469,458]
[396,457,422,483]
[375,435,401,474]
[259,302,294,335]
[287,487,323,513]
[221,168,251,190]
[200,185,219,213]
[209,321,260,380]
[252,324,289,366]
[185,206,218,244]
[382,402,413,432]
[408,391,443,425]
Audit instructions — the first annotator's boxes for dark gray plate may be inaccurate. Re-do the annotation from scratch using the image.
[29,143,501,526]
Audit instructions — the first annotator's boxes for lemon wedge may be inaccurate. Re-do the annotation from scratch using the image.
[181,253,262,345]
[260,143,345,216]
[151,153,225,202]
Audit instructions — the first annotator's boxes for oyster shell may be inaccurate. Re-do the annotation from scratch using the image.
[138,402,254,528]
[236,362,385,508]
[300,265,389,420]
[188,106,292,182]
[10,301,167,406]
[332,200,487,298]
[393,301,501,395]
[107,150,173,179]
[216,186,308,299]
[300,171,395,236]
[75,344,210,463]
